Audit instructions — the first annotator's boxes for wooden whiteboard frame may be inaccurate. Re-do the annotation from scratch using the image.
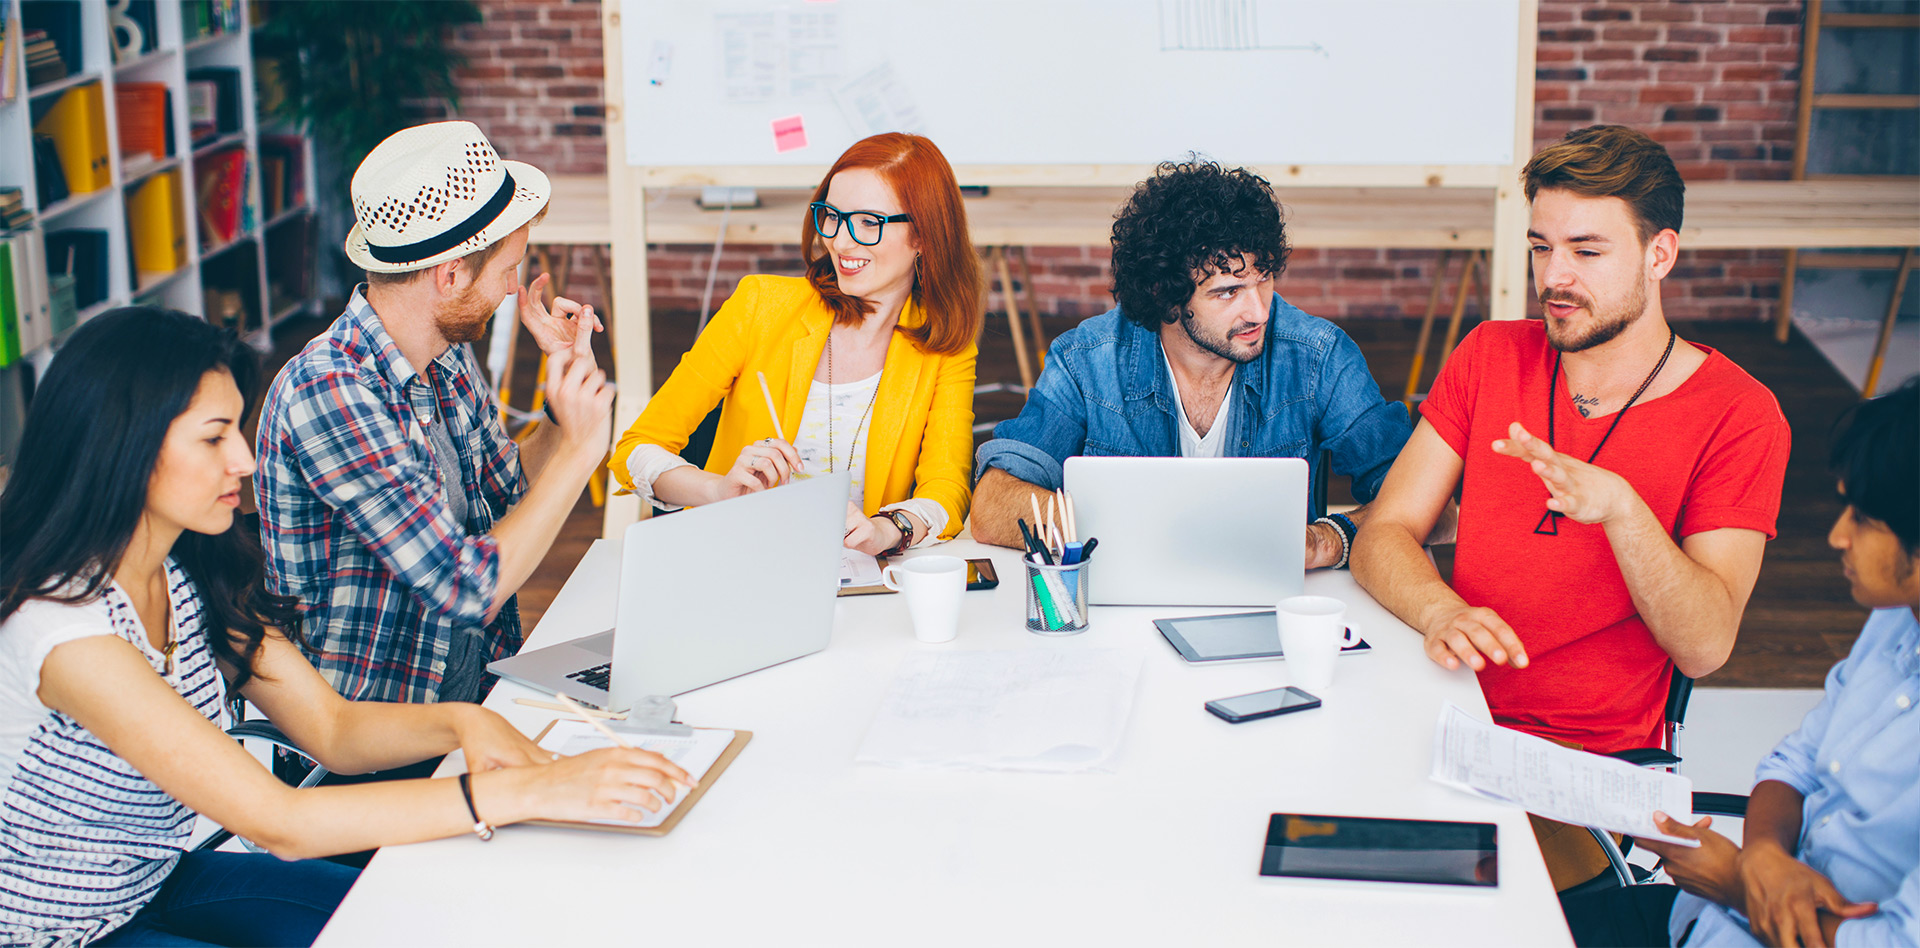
[599,0,1538,537]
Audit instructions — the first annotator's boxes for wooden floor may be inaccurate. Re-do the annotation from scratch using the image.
[274,301,1869,689]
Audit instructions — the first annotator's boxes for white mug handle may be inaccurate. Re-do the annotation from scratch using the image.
[881,565,906,592]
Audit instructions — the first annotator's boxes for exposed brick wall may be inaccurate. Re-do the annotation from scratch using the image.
[443,0,607,176]
[446,0,1803,324]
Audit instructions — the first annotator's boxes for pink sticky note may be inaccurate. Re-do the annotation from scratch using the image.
[772,114,808,153]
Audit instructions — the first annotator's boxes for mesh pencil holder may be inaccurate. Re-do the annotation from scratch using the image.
[1024,555,1090,635]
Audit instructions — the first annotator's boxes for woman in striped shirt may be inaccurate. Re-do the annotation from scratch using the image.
[0,308,691,947]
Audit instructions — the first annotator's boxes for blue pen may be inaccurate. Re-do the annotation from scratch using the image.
[1061,541,1084,565]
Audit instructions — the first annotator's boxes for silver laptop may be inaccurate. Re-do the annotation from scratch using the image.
[1062,456,1308,607]
[488,471,850,710]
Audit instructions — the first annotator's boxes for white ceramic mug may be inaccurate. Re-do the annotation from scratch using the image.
[1277,595,1352,691]
[881,555,967,643]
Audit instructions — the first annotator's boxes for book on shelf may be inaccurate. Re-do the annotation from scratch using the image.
[185,67,240,144]
[258,135,308,220]
[0,189,31,231]
[34,83,113,194]
[195,148,247,249]
[182,0,242,41]
[0,229,55,366]
[115,82,173,165]
[20,0,79,88]
[31,135,70,208]
[127,169,187,279]
[0,0,19,101]
[43,229,108,312]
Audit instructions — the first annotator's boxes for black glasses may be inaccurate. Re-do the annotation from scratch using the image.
[810,202,912,246]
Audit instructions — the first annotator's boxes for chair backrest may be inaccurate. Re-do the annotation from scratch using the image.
[1665,670,1695,730]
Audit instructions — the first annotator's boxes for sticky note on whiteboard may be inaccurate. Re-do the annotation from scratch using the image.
[771,114,808,153]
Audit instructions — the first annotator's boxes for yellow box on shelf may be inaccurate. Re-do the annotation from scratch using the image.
[33,83,113,194]
[127,169,188,278]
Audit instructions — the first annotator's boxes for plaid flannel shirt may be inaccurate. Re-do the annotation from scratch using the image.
[256,288,524,703]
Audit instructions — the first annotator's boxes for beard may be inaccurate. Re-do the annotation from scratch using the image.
[435,283,496,345]
[1542,278,1648,353]
[1179,312,1265,364]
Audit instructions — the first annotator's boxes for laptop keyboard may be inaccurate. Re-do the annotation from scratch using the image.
[567,663,611,690]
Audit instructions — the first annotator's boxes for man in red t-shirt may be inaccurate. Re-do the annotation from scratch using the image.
[1351,126,1791,889]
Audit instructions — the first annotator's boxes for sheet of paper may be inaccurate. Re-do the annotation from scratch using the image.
[537,721,734,828]
[840,548,882,587]
[716,12,778,103]
[784,8,842,97]
[856,649,1142,773]
[1429,703,1698,846]
[831,61,926,138]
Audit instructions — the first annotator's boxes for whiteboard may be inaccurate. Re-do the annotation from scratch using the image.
[622,0,1523,169]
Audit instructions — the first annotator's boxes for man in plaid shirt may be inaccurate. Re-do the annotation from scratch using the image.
[257,122,613,706]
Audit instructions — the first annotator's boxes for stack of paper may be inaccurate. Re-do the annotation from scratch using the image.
[1429,703,1698,846]
[856,649,1142,773]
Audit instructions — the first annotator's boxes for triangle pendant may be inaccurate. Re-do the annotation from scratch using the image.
[1534,510,1560,536]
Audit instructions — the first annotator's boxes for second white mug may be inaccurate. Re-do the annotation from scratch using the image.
[881,554,967,643]
[1277,595,1352,691]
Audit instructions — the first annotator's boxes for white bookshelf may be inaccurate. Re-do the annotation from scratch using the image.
[0,0,319,376]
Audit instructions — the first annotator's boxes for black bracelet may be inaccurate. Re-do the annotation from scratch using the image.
[543,401,559,427]
[456,772,495,841]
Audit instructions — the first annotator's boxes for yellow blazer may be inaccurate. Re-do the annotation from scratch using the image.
[610,275,977,539]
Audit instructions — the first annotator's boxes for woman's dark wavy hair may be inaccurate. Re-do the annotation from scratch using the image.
[0,306,303,687]
[1829,378,1918,553]
[1109,157,1290,332]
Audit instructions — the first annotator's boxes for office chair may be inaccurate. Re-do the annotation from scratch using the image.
[195,708,329,854]
[1567,670,1753,893]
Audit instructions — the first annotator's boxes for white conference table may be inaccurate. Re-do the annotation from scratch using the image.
[317,539,1571,946]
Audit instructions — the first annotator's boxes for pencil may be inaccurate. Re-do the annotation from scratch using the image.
[513,697,625,720]
[553,692,633,748]
[755,371,787,443]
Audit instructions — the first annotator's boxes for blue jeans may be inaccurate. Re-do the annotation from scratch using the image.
[92,851,360,947]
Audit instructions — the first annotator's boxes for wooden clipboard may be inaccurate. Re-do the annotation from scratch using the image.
[520,723,751,837]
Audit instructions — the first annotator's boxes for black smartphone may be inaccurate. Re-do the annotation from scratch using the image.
[966,558,999,591]
[1205,685,1320,723]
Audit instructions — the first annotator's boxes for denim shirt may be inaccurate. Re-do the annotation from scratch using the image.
[1669,607,1919,947]
[975,295,1412,518]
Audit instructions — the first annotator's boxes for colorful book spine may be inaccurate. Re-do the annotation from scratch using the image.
[128,169,187,277]
[33,83,112,194]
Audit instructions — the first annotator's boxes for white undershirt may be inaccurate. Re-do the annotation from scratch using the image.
[1162,350,1234,459]
[625,371,947,546]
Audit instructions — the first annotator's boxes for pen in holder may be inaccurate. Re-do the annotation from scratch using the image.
[1024,553,1090,635]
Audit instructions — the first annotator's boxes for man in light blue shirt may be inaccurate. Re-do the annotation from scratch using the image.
[1560,380,1918,948]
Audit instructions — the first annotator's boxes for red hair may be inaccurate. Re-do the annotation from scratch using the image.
[803,134,983,357]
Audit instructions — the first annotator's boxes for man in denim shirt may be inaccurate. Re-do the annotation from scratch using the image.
[971,159,1412,567]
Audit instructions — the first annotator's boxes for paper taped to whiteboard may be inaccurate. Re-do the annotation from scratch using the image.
[833,62,924,138]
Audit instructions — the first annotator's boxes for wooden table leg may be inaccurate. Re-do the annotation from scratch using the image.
[1862,246,1914,398]
[1404,248,1453,407]
[1434,250,1484,379]
[992,246,1034,389]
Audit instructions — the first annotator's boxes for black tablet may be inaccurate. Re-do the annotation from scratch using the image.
[1152,611,1369,664]
[1260,813,1498,887]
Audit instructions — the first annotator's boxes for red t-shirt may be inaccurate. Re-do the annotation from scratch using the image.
[1421,320,1790,753]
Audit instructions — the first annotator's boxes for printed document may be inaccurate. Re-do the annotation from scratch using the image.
[840,548,883,588]
[537,721,734,828]
[856,649,1142,773]
[1430,703,1699,846]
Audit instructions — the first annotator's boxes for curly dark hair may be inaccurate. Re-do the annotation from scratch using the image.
[1109,158,1290,332]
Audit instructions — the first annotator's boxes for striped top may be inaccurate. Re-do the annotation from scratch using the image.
[0,560,225,947]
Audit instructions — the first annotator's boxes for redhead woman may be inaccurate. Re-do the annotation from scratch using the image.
[611,133,984,555]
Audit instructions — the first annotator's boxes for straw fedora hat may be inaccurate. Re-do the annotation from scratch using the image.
[345,121,550,273]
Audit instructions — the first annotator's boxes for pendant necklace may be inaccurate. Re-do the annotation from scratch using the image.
[825,330,882,475]
[1533,328,1677,536]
